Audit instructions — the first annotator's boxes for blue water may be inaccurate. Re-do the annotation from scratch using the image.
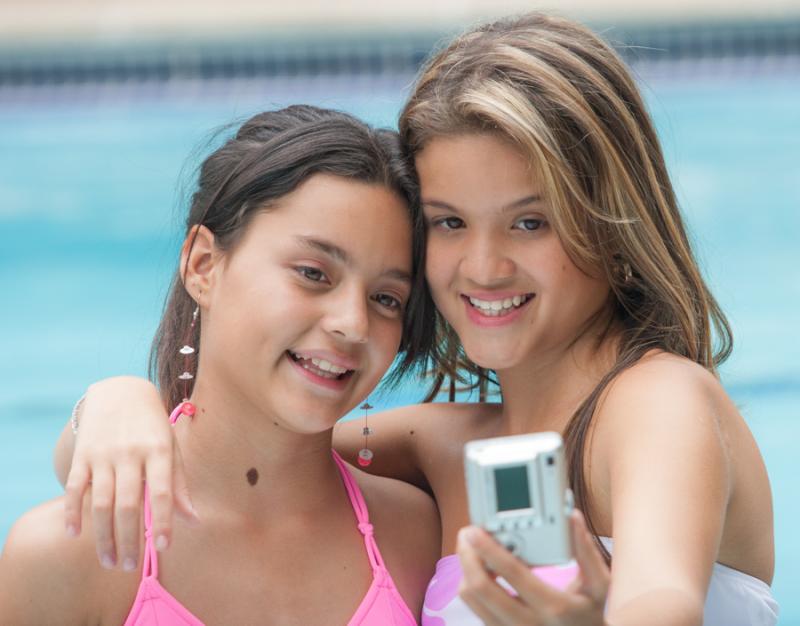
[1,76,798,622]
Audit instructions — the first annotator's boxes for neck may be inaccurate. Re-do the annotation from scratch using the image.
[496,323,621,436]
[172,381,345,525]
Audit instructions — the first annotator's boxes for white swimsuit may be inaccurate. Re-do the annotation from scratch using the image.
[421,537,778,626]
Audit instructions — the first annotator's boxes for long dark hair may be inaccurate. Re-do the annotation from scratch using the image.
[150,105,436,408]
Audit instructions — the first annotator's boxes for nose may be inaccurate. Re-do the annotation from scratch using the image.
[460,231,516,286]
[322,284,370,344]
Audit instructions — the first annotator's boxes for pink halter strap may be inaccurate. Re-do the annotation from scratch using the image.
[141,406,387,582]
[138,403,193,579]
[331,449,387,575]
[141,486,159,579]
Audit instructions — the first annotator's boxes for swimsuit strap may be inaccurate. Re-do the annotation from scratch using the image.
[331,449,387,574]
[141,485,159,579]
[169,403,186,425]
[139,403,186,580]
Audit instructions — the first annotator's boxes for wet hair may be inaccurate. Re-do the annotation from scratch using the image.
[400,13,732,559]
[150,105,436,408]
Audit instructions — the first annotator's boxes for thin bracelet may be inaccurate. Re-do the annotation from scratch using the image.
[70,394,86,436]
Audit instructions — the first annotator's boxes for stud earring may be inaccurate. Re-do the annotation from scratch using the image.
[622,261,633,284]
[357,400,374,467]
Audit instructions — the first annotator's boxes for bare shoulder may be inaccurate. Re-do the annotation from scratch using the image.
[0,498,96,625]
[355,466,440,549]
[352,466,441,611]
[597,351,724,437]
[589,353,731,506]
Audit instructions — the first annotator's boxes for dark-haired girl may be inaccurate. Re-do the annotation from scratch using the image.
[0,106,441,625]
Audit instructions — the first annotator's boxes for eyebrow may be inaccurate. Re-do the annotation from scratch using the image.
[422,195,543,213]
[295,235,412,284]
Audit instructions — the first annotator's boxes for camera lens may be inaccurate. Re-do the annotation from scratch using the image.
[546,456,554,466]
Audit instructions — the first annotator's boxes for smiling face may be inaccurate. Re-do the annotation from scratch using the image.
[195,174,412,433]
[416,133,611,371]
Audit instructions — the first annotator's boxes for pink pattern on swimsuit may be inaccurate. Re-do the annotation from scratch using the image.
[421,553,578,626]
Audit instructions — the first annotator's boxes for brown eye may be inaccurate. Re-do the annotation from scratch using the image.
[514,218,544,232]
[433,216,465,231]
[296,266,327,283]
[373,293,402,311]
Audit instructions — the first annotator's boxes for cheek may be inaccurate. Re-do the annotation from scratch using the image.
[424,238,454,290]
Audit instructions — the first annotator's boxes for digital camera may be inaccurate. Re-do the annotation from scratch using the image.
[464,432,574,565]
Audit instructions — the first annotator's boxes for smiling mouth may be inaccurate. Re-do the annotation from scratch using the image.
[463,294,535,317]
[287,351,355,381]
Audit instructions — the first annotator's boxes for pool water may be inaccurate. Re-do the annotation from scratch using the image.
[1,76,798,622]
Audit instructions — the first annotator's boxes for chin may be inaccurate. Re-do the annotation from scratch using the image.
[462,344,522,372]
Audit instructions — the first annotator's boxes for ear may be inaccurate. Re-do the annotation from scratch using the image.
[180,225,220,307]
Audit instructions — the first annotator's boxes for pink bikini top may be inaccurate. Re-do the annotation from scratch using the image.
[124,441,417,625]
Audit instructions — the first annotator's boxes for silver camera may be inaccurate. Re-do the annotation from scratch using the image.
[464,432,574,565]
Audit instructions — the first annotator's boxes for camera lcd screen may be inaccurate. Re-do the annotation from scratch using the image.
[493,465,531,511]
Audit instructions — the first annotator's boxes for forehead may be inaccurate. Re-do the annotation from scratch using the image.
[243,174,413,268]
[415,134,541,207]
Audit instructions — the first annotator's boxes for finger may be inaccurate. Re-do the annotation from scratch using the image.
[571,510,610,601]
[461,526,562,607]
[171,441,199,524]
[457,528,534,625]
[114,462,143,572]
[144,452,175,551]
[63,462,90,537]
[90,465,117,569]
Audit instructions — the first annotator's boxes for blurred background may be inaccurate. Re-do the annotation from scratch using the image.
[1,0,798,621]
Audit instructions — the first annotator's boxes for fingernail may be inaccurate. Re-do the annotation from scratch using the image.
[101,554,116,569]
[66,524,78,538]
[123,558,137,572]
[155,535,169,551]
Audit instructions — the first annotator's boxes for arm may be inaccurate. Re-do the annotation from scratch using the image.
[56,376,196,571]
[595,357,728,625]
[333,403,431,491]
[455,356,729,626]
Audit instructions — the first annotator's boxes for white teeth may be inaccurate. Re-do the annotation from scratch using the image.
[468,295,530,316]
[310,357,348,374]
[290,352,350,378]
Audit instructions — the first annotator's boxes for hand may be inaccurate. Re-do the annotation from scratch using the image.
[457,510,610,626]
[63,377,197,571]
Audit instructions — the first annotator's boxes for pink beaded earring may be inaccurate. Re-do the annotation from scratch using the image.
[357,401,374,467]
[175,295,200,421]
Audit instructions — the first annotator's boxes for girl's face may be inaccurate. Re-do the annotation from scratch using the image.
[416,133,611,371]
[198,174,412,432]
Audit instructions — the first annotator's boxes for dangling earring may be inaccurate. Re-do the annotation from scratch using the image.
[174,293,200,422]
[357,400,374,467]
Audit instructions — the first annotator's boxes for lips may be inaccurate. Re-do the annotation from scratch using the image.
[287,351,355,380]
[461,292,535,326]
[466,293,534,317]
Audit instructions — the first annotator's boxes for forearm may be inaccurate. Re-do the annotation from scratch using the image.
[608,588,704,626]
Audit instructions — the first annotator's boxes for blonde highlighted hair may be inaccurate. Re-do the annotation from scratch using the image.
[400,12,732,559]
